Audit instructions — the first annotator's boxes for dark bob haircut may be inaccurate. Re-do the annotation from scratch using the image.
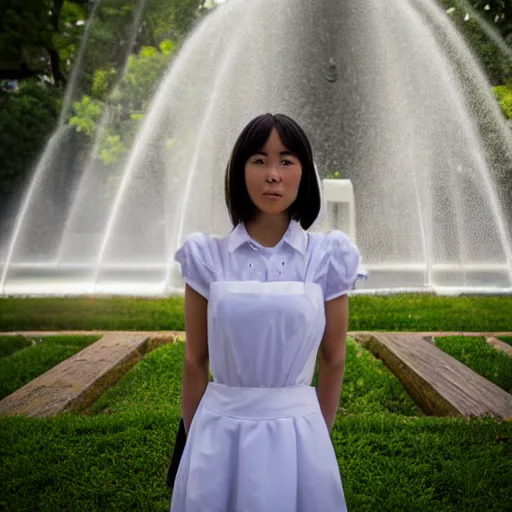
[224,113,321,230]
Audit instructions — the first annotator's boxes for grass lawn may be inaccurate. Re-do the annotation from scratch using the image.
[435,336,512,393]
[0,335,102,400]
[91,339,421,417]
[0,334,32,357]
[0,296,511,510]
[1,340,511,511]
[1,410,510,512]
[333,416,510,512]
[1,294,511,332]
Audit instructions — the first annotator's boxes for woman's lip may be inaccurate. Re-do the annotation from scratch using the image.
[263,193,282,201]
[263,193,282,197]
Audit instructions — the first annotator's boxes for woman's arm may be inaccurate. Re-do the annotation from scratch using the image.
[182,284,209,434]
[317,294,349,432]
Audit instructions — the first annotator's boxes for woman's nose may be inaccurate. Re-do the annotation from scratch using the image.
[265,163,281,182]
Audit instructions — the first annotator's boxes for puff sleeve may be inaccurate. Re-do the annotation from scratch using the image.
[174,233,216,299]
[317,231,367,301]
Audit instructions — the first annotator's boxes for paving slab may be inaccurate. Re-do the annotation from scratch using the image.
[0,331,184,418]
[352,332,512,420]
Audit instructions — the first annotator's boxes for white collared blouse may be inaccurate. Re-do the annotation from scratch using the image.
[175,220,365,301]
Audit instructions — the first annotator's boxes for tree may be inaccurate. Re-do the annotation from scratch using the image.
[69,40,177,163]
[63,0,210,98]
[493,82,512,119]
[65,0,214,163]
[0,0,213,211]
[137,0,209,47]
[439,0,512,84]
[0,80,61,199]
[0,0,208,88]
[0,0,88,86]
[465,0,512,41]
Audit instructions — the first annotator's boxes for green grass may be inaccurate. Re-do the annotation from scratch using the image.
[1,295,511,331]
[0,335,32,357]
[1,414,510,512]
[333,415,511,512]
[0,411,182,512]
[92,339,421,417]
[91,340,186,415]
[335,339,420,416]
[0,335,101,400]
[435,336,512,393]
[498,336,512,346]
[0,296,510,510]
[0,399,510,512]
[0,296,186,331]
[1,341,510,511]
[85,341,509,511]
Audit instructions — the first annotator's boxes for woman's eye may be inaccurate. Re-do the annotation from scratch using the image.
[282,159,293,165]
[253,158,264,164]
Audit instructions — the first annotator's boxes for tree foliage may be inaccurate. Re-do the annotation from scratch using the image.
[493,82,512,119]
[63,0,207,164]
[464,0,512,40]
[0,80,61,197]
[0,0,88,85]
[69,39,177,163]
[0,0,209,200]
[0,0,206,88]
[439,0,512,85]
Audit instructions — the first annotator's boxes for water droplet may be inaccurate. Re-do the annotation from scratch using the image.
[325,57,337,83]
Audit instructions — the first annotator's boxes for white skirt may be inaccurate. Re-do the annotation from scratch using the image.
[170,382,347,512]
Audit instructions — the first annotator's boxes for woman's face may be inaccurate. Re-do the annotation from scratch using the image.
[245,128,303,217]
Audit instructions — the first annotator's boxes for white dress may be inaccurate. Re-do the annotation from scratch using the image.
[170,220,365,512]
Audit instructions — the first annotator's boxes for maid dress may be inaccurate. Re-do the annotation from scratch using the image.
[170,220,365,512]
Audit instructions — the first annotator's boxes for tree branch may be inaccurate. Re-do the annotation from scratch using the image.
[47,0,66,86]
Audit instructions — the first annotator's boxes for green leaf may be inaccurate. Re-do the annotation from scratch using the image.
[493,83,512,119]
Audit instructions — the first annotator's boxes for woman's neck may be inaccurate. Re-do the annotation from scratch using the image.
[246,213,290,248]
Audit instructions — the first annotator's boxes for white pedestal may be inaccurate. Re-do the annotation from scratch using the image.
[322,179,356,242]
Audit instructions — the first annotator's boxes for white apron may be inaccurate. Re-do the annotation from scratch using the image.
[170,281,347,512]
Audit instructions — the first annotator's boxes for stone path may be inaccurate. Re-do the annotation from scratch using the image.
[0,331,183,418]
[0,330,510,420]
[351,332,512,420]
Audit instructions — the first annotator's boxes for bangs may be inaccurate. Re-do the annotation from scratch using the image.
[236,115,275,162]
[237,114,312,164]
[274,115,314,165]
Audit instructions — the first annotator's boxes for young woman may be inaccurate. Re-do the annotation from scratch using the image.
[170,113,365,511]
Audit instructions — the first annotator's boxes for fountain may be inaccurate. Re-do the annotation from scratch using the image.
[1,0,511,296]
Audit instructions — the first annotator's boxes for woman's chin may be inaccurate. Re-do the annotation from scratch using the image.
[256,205,289,216]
